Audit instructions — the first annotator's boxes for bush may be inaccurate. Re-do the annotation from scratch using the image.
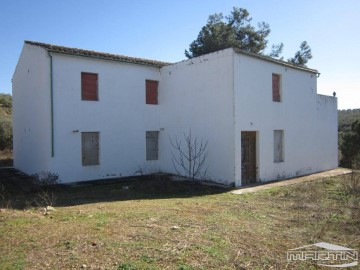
[0,94,12,151]
[0,117,12,150]
[340,120,360,168]
[32,171,60,186]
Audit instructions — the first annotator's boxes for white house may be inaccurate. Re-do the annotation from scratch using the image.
[12,41,338,186]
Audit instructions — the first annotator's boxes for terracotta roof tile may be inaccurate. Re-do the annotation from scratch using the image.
[25,41,171,68]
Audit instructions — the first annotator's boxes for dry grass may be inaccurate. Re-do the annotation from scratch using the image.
[0,175,359,269]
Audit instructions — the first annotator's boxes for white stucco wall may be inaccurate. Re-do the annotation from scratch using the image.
[233,52,338,186]
[159,49,235,184]
[12,44,52,175]
[48,54,162,182]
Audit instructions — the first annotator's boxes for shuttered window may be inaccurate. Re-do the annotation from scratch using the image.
[82,132,99,165]
[272,74,281,102]
[146,131,159,160]
[81,72,98,101]
[274,130,284,162]
[146,80,158,104]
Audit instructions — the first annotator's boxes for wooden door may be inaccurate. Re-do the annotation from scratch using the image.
[241,131,256,185]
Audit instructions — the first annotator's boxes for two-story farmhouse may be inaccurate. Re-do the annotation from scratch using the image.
[12,41,338,186]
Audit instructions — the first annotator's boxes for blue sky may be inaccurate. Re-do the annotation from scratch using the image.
[1,0,359,109]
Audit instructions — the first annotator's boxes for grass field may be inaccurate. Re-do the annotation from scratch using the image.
[0,173,359,269]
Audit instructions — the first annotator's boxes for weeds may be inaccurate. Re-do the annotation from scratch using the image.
[30,171,60,208]
[35,190,57,207]
[341,171,360,223]
[32,171,60,186]
[0,184,11,208]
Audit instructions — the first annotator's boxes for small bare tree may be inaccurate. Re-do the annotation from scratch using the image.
[169,130,208,180]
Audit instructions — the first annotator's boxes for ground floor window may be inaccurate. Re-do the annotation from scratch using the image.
[146,131,159,160]
[82,132,99,166]
[274,130,284,162]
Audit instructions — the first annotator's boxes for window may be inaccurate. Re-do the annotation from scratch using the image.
[82,132,99,165]
[146,131,159,160]
[274,130,284,162]
[146,80,158,104]
[272,74,281,102]
[81,72,98,101]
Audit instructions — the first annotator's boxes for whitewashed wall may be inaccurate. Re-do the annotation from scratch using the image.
[49,54,162,182]
[159,49,235,184]
[233,53,338,186]
[12,44,52,175]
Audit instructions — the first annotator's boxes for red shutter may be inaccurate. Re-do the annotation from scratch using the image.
[82,73,98,101]
[146,80,158,104]
[272,74,280,102]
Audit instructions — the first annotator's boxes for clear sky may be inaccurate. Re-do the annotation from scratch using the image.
[1,0,359,109]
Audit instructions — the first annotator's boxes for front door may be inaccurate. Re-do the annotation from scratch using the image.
[241,131,257,185]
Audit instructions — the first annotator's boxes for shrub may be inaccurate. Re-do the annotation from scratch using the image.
[32,171,60,186]
[0,116,12,150]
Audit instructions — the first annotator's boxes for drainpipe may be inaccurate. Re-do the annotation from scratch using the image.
[48,52,54,157]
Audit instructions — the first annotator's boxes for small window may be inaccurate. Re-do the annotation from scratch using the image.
[146,80,158,104]
[146,131,159,160]
[82,132,99,165]
[82,72,98,101]
[274,130,284,162]
[272,74,281,102]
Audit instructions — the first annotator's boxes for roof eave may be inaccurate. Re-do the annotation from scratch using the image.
[233,48,319,75]
[25,40,170,68]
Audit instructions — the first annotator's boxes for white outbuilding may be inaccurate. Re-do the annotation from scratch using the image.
[12,41,338,186]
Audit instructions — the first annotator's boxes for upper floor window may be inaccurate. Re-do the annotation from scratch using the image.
[146,80,158,104]
[272,74,281,102]
[81,72,98,101]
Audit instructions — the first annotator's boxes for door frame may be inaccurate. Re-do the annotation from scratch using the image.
[241,131,258,185]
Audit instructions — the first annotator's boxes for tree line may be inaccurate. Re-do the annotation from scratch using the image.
[338,109,360,168]
[0,93,12,150]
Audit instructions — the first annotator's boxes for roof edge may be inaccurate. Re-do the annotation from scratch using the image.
[24,40,171,68]
[233,48,319,74]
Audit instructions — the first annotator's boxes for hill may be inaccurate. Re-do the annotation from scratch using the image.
[338,108,360,132]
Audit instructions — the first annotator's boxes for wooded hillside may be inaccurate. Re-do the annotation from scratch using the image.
[339,109,360,132]
[0,94,12,150]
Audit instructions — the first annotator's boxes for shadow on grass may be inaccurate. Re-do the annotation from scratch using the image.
[0,169,231,209]
[0,158,13,167]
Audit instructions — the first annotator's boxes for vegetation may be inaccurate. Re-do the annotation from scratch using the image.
[340,120,360,168]
[338,109,360,168]
[0,174,358,269]
[185,7,312,66]
[170,131,208,180]
[32,171,61,186]
[338,108,360,132]
[0,94,12,150]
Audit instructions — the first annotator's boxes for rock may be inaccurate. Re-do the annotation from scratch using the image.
[171,225,181,230]
[46,206,56,211]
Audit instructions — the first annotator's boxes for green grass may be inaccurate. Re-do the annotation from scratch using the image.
[0,175,359,269]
